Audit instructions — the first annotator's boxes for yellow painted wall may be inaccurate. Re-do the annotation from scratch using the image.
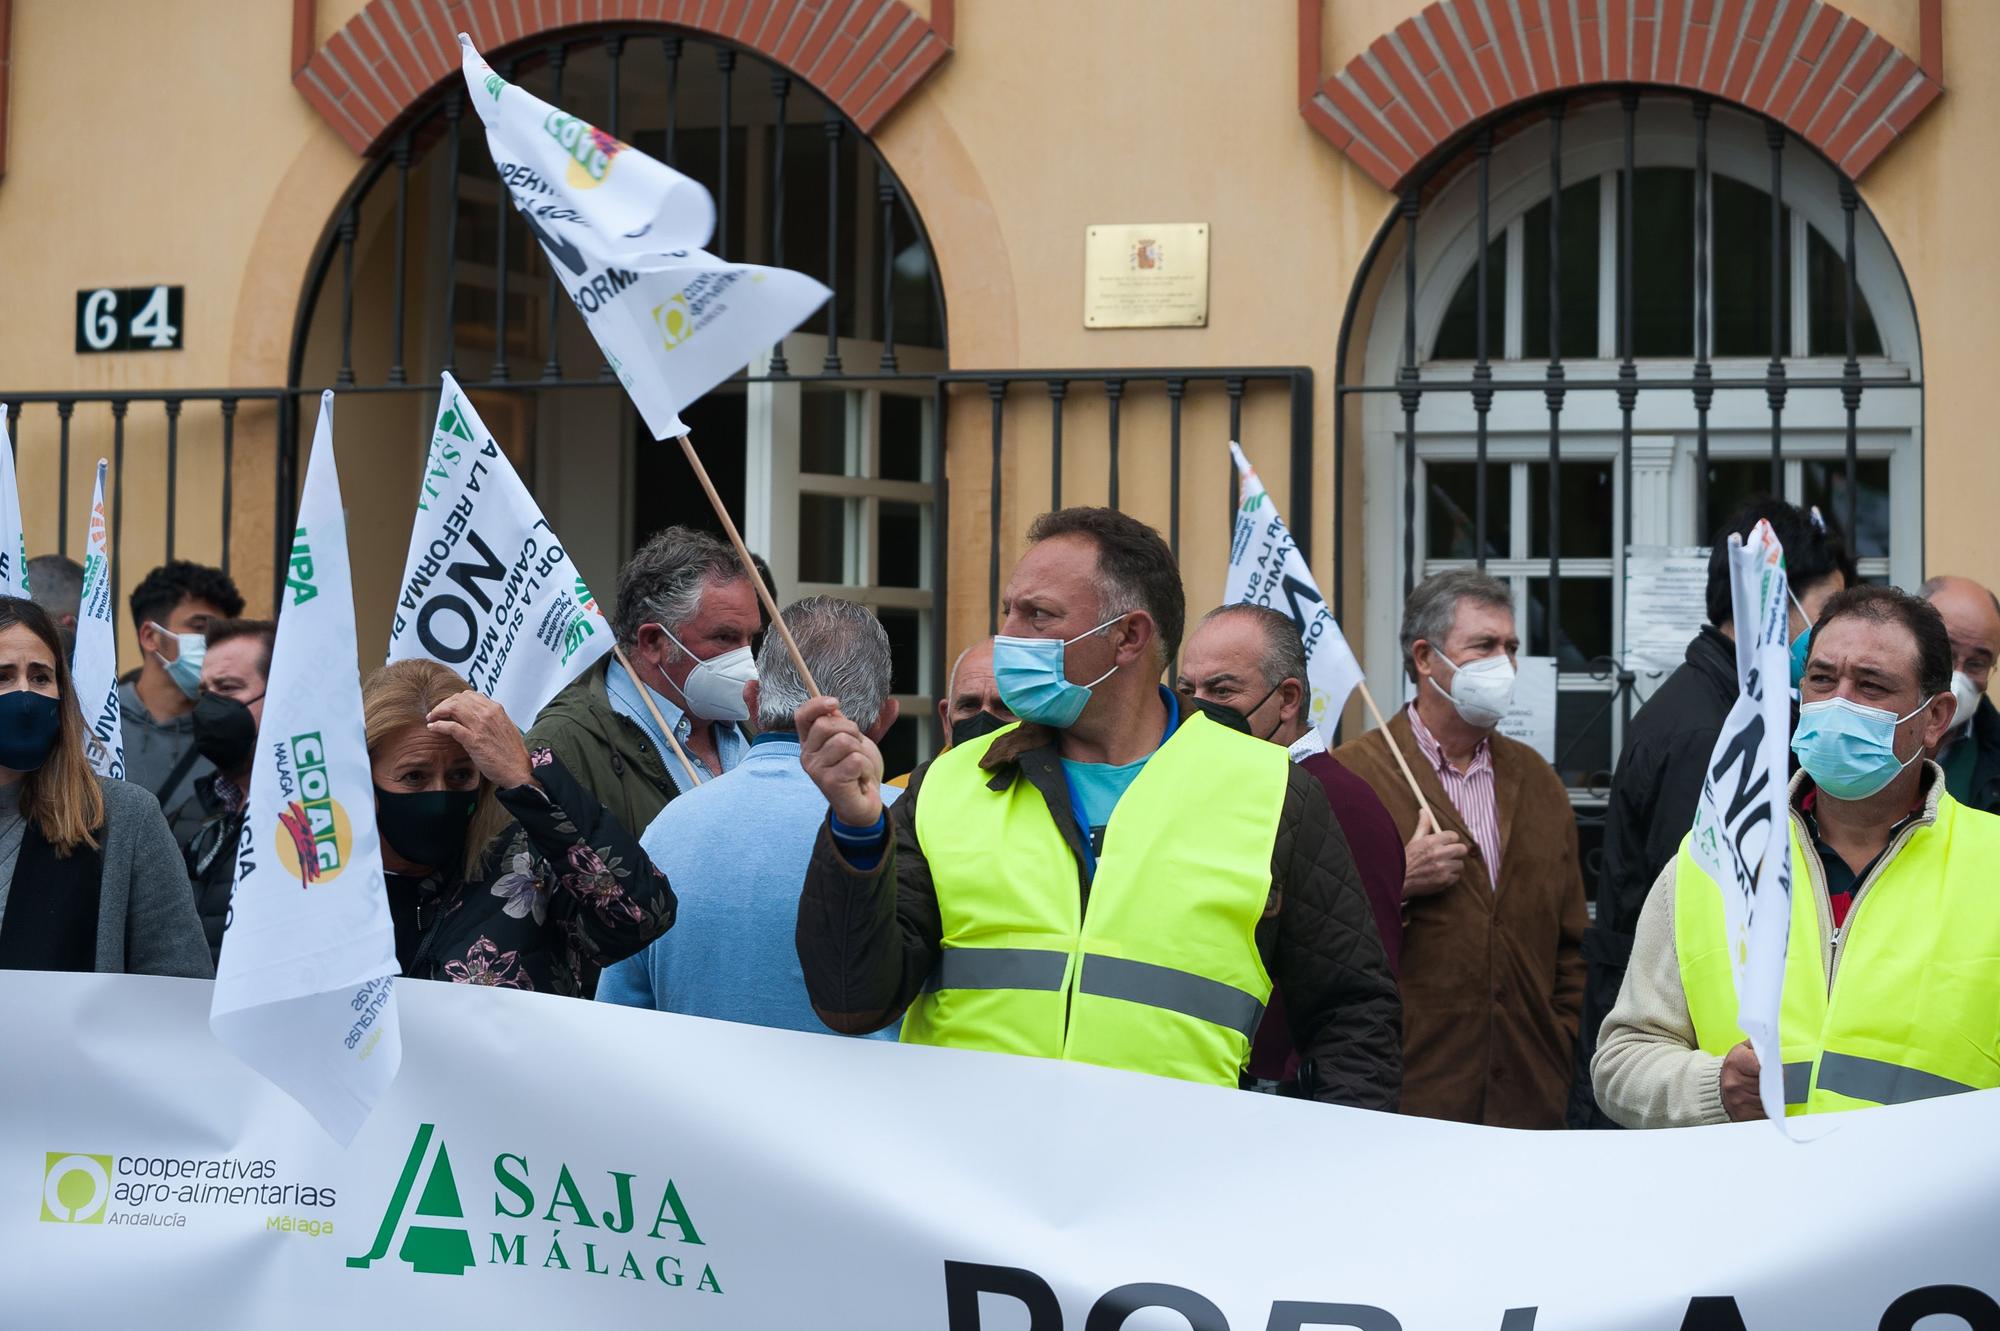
[0,0,1991,693]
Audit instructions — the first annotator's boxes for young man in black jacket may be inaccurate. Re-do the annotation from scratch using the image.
[1568,498,1853,1127]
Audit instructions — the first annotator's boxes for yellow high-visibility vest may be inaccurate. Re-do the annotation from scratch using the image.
[904,711,1288,1087]
[1675,787,2000,1113]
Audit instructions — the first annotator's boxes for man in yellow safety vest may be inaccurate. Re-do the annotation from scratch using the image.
[1594,584,2000,1126]
[795,507,1401,1106]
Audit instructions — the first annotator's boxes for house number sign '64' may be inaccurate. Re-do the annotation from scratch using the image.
[75,286,183,353]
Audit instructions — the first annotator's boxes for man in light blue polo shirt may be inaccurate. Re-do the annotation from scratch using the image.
[598,595,902,1037]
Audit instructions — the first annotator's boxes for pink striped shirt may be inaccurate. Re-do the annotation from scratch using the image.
[1407,703,1502,889]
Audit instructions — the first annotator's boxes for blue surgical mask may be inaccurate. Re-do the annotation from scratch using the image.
[149,622,206,700]
[1791,694,1933,801]
[992,614,1126,729]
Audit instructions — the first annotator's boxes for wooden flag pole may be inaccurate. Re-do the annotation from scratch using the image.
[609,642,703,789]
[675,430,823,699]
[1353,678,1435,828]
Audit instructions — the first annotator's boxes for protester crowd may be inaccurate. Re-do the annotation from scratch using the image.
[3,491,1995,1130]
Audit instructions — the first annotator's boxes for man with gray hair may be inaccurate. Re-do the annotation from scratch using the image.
[1919,574,2000,814]
[597,596,903,1035]
[1333,568,1586,1128]
[26,554,84,656]
[529,525,763,851]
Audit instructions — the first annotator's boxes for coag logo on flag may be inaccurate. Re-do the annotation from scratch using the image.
[542,112,626,189]
[42,1153,112,1224]
[274,732,352,886]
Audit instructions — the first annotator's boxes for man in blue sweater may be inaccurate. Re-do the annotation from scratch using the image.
[598,595,901,1036]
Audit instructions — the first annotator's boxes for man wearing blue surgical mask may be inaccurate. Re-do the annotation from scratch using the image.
[796,507,1400,1107]
[120,560,244,850]
[1595,585,2000,1127]
[1573,497,1852,1128]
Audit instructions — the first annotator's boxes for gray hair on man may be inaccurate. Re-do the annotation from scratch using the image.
[1200,603,1308,691]
[756,595,894,732]
[613,526,747,648]
[1400,568,1514,682]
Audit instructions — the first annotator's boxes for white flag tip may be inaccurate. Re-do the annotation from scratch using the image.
[458,31,474,48]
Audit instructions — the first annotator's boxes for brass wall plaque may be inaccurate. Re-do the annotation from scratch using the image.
[1084,223,1209,328]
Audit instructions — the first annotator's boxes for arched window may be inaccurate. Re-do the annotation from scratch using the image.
[1351,96,1921,801]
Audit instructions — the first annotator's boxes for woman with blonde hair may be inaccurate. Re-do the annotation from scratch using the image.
[0,597,209,975]
[363,657,675,995]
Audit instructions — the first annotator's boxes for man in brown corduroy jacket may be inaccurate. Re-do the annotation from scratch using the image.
[1334,569,1587,1128]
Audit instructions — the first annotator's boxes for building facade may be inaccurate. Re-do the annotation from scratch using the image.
[0,0,1986,808]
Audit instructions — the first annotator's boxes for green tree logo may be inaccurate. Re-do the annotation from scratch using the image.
[41,1153,112,1224]
[348,1124,476,1276]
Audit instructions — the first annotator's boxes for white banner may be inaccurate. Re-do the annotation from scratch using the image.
[459,36,829,440]
[72,459,123,779]
[1225,443,1363,743]
[210,392,401,1147]
[6,970,1998,1329]
[0,411,29,599]
[1688,520,1795,1126]
[387,373,610,721]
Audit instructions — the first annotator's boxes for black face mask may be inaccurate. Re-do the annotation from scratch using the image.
[193,691,262,773]
[949,709,1011,749]
[0,690,62,772]
[1190,683,1283,740]
[373,788,479,872]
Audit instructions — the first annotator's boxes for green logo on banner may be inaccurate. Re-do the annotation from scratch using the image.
[42,1153,113,1224]
[349,1123,476,1275]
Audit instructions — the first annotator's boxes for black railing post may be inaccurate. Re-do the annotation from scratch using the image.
[493,58,519,383]
[389,134,412,385]
[931,376,950,720]
[163,399,181,560]
[440,92,463,378]
[220,398,236,575]
[1227,376,1245,536]
[1693,97,1713,538]
[1766,119,1788,494]
[1545,101,1567,663]
[57,401,72,554]
[542,43,568,382]
[1399,188,1421,599]
[662,38,682,166]
[768,74,792,374]
[822,117,844,373]
[1473,127,1494,569]
[717,47,736,260]
[987,380,1005,632]
[336,207,357,387]
[1290,370,1314,564]
[1167,376,1185,561]
[878,180,900,371]
[110,401,127,600]
[1841,178,1862,544]
[606,34,625,136]
[1047,380,1067,509]
[1619,92,1639,729]
[1104,380,1123,508]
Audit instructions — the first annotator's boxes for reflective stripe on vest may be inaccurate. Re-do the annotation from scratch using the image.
[905,711,1287,1087]
[1675,789,2000,1115]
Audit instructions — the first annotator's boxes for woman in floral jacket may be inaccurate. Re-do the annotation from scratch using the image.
[362,659,675,996]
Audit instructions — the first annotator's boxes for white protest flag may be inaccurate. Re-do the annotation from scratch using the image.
[71,460,124,778]
[459,35,830,439]
[1687,518,1794,1126]
[211,392,400,1146]
[0,413,29,598]
[387,373,610,720]
[1224,443,1364,746]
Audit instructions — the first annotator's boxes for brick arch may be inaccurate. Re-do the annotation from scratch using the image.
[1299,0,1943,191]
[296,0,955,156]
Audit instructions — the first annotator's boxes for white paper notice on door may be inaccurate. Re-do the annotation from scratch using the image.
[1496,655,1559,763]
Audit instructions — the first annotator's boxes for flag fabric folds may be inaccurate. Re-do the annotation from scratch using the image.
[1688,518,1795,1127]
[71,460,123,778]
[0,412,29,599]
[387,372,610,721]
[1224,442,1365,746]
[210,391,402,1146]
[459,35,830,440]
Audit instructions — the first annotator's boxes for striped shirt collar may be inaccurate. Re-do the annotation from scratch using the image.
[1406,700,1493,778]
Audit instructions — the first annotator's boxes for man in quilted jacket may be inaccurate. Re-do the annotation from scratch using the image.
[794,506,1400,1108]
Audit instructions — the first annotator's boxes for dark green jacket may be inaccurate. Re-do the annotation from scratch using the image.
[525,657,681,849]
